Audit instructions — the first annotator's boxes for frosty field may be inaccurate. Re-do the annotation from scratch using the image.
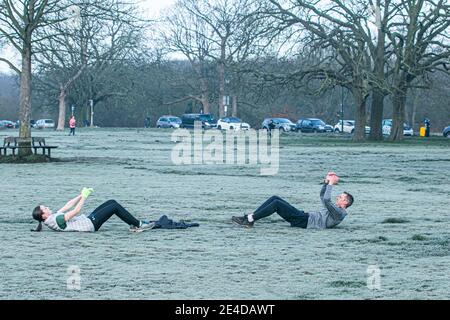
[0,128,449,299]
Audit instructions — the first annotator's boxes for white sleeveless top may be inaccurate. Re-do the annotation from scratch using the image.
[44,212,95,232]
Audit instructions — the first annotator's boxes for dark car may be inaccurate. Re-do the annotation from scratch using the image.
[443,126,450,137]
[296,118,333,133]
[180,113,217,129]
[261,118,296,132]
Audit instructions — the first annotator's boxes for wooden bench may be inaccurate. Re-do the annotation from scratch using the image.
[3,136,46,147]
[1,137,58,158]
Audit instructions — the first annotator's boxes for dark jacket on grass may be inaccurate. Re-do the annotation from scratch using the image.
[151,215,199,229]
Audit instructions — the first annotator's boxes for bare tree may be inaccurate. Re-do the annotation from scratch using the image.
[162,0,265,117]
[33,0,145,130]
[0,0,68,154]
[263,0,381,140]
[161,1,214,114]
[34,3,86,130]
[387,0,450,140]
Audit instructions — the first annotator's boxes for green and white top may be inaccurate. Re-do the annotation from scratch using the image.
[44,212,95,232]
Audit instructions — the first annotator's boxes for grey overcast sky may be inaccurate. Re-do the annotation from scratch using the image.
[0,0,175,73]
[139,0,175,19]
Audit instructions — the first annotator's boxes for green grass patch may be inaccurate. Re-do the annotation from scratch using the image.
[411,234,428,241]
[0,154,54,164]
[356,236,389,244]
[279,134,450,147]
[382,218,410,224]
[329,280,366,288]
[396,176,420,182]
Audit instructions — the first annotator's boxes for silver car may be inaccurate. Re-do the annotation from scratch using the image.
[35,119,55,129]
[261,118,296,132]
[156,116,182,128]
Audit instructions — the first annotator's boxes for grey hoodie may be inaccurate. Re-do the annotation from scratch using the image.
[307,184,347,229]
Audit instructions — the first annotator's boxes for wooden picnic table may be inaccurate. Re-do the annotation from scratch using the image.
[1,137,58,158]
[0,146,58,157]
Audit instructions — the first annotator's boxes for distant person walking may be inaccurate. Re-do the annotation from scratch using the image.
[69,116,76,136]
[144,117,151,128]
[424,118,431,137]
[268,119,276,137]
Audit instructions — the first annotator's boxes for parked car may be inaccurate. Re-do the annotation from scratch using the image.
[334,120,370,134]
[216,117,250,131]
[156,116,182,128]
[261,118,296,132]
[0,120,7,129]
[296,118,333,133]
[442,126,450,137]
[15,120,34,128]
[180,113,217,129]
[382,119,414,136]
[1,120,16,128]
[35,119,55,129]
[334,120,355,133]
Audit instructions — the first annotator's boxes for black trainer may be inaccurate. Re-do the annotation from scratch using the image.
[232,216,254,228]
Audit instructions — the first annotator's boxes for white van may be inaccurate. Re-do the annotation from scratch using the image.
[35,119,55,129]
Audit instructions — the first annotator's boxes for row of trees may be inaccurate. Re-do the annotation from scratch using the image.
[161,0,449,141]
[1,0,449,152]
[2,58,449,130]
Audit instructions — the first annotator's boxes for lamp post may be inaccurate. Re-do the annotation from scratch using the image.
[340,87,345,133]
[224,76,231,117]
[89,99,94,127]
[223,96,230,116]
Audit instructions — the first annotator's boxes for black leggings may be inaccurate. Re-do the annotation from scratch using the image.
[87,200,140,231]
[253,196,309,228]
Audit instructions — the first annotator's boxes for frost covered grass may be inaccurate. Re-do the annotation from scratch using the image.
[0,128,449,299]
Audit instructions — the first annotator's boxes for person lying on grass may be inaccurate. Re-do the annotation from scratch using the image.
[232,172,353,229]
[31,188,154,233]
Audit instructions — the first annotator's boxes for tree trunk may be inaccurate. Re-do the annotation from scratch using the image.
[218,38,226,118]
[200,95,210,114]
[86,104,90,125]
[352,86,367,142]
[369,19,386,141]
[369,90,384,140]
[56,85,66,131]
[410,89,418,131]
[390,84,407,141]
[18,43,33,156]
[231,95,237,117]
[56,64,87,131]
[199,75,210,114]
[218,60,225,118]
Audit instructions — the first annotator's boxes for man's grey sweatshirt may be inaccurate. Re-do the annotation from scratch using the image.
[307,184,347,229]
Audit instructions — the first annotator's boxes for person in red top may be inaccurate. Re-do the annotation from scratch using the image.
[69,116,76,136]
